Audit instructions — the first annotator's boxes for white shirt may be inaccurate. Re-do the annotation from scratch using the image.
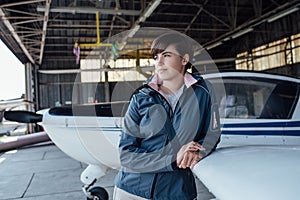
[162,84,185,111]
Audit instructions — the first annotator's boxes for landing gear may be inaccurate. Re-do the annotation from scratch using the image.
[83,179,109,200]
[86,186,109,200]
[81,165,110,200]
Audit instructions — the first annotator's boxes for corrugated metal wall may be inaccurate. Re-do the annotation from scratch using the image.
[37,71,143,109]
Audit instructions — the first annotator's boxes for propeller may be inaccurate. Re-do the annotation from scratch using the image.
[4,111,42,123]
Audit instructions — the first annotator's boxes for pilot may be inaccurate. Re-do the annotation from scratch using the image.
[114,31,220,200]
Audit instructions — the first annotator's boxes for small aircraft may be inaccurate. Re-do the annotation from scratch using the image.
[5,71,300,200]
[192,71,300,200]
[0,95,31,136]
[0,95,28,121]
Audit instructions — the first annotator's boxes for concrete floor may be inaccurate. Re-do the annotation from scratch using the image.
[0,142,215,200]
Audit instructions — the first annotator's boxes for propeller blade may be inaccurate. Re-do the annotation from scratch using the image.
[4,111,42,123]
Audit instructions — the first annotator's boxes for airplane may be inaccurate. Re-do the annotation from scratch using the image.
[0,95,32,136]
[4,71,300,200]
[192,71,300,200]
[1,95,27,121]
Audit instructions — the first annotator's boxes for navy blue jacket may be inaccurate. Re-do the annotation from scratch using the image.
[115,73,220,200]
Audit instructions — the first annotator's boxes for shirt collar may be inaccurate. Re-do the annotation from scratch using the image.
[148,72,197,91]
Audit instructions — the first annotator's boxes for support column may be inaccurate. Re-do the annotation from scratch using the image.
[285,37,294,65]
[25,62,34,134]
[104,67,110,102]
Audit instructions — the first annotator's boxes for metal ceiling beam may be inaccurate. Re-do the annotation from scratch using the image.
[155,12,195,17]
[11,18,43,26]
[20,32,42,38]
[184,0,208,33]
[203,0,300,50]
[0,0,45,8]
[36,6,141,16]
[14,25,38,32]
[252,0,262,17]
[38,65,153,74]
[4,8,40,17]
[115,15,130,25]
[160,2,204,7]
[6,16,42,20]
[201,8,231,28]
[0,8,35,63]
[22,37,41,42]
[107,0,121,39]
[124,0,161,41]
[39,0,51,65]
[225,0,238,29]
[49,19,113,23]
[47,24,128,28]
[15,30,41,34]
[42,44,74,47]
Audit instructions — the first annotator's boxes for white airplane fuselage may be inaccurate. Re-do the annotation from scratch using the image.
[40,71,300,167]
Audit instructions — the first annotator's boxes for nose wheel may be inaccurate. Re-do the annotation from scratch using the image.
[81,165,110,200]
[86,186,109,200]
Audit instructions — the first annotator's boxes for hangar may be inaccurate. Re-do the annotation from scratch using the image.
[0,0,300,112]
[1,1,300,199]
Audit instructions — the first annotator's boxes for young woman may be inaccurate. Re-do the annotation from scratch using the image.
[114,32,220,200]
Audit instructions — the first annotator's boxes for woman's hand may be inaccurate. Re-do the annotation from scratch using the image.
[176,141,205,169]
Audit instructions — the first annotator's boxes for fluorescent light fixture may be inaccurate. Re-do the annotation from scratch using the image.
[223,37,230,42]
[144,0,161,18]
[139,0,161,23]
[128,24,140,38]
[206,42,222,50]
[267,7,299,22]
[37,6,140,16]
[231,28,253,39]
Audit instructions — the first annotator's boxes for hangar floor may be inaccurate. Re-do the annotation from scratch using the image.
[0,142,215,200]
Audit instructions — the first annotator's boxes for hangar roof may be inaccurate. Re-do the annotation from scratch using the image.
[0,0,299,68]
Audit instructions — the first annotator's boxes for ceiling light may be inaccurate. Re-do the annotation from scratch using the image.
[139,0,161,23]
[206,42,222,50]
[128,25,140,38]
[267,7,299,23]
[231,28,253,39]
[144,0,161,18]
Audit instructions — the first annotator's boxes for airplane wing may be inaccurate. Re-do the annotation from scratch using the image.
[0,97,34,122]
[0,98,32,111]
[193,145,300,200]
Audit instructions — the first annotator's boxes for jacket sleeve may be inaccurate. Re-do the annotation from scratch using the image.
[196,82,221,157]
[119,95,176,173]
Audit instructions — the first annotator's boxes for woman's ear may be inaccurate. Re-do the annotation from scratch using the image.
[182,54,189,65]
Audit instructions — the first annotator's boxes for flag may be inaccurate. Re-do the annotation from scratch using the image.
[73,42,80,64]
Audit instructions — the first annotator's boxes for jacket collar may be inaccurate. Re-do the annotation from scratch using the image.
[146,72,200,92]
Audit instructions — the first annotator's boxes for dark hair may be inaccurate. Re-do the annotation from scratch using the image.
[151,32,194,70]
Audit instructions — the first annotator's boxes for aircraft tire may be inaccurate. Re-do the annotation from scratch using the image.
[86,186,109,200]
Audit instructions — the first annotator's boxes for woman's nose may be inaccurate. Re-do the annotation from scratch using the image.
[156,55,164,64]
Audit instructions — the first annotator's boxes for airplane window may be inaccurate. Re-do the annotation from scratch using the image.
[259,81,299,119]
[209,77,299,119]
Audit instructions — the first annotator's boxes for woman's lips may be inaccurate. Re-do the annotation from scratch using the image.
[157,68,167,73]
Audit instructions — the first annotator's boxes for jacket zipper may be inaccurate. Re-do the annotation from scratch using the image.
[147,86,190,198]
[148,86,188,118]
[148,88,174,119]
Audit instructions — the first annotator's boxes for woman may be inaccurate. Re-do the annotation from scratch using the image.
[114,32,220,200]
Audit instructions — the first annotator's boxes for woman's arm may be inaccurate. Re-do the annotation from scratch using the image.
[119,95,176,173]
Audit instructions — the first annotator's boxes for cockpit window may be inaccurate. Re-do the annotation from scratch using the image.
[259,81,298,119]
[209,76,299,119]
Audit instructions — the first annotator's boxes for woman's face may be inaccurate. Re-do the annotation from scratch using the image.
[153,45,187,81]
